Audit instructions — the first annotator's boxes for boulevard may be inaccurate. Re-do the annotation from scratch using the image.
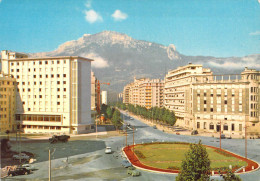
[4,112,260,181]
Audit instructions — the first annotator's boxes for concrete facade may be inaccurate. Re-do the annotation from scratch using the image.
[123,78,164,109]
[165,64,259,136]
[1,50,94,134]
[0,73,17,133]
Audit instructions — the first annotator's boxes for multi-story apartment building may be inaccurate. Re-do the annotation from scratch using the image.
[0,72,17,133]
[91,71,97,111]
[165,64,259,136]
[101,91,107,105]
[123,78,164,109]
[1,50,93,134]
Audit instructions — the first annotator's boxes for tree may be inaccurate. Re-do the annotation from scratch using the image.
[221,169,242,181]
[111,109,123,130]
[176,140,211,181]
[106,107,113,119]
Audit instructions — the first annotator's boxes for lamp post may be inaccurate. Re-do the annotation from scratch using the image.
[219,120,222,150]
[133,126,135,153]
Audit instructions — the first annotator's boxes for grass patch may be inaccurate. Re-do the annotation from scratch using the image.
[134,142,247,170]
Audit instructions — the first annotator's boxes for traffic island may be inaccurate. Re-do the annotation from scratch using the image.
[123,142,259,175]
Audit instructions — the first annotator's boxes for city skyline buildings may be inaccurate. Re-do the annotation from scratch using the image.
[1,50,94,134]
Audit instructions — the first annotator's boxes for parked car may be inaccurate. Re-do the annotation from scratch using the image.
[49,135,70,143]
[13,153,30,160]
[153,125,157,129]
[191,130,198,135]
[221,134,226,139]
[127,166,140,176]
[130,117,134,120]
[21,164,35,171]
[105,147,112,154]
[121,160,132,168]
[8,167,30,176]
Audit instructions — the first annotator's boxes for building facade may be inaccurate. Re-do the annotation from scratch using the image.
[165,64,259,136]
[123,78,164,109]
[91,71,97,111]
[0,73,17,133]
[101,91,107,105]
[1,50,94,134]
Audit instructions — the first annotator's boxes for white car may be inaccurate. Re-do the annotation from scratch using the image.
[105,147,112,154]
[13,153,30,160]
[22,164,35,171]
[130,117,134,120]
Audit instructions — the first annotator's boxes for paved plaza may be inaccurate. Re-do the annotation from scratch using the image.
[2,112,260,181]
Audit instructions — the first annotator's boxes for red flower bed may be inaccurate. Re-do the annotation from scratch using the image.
[123,143,259,174]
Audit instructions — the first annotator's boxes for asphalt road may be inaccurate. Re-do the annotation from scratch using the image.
[3,112,260,181]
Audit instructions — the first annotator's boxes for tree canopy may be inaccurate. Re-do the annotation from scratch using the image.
[176,140,211,181]
[117,103,176,126]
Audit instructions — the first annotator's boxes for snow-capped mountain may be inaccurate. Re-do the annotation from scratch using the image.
[30,31,260,93]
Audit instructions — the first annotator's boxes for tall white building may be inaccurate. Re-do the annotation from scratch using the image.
[1,50,94,134]
[101,91,107,105]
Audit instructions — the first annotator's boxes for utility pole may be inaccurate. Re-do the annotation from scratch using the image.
[125,122,127,147]
[245,120,247,160]
[133,126,135,153]
[49,149,51,181]
[219,120,221,150]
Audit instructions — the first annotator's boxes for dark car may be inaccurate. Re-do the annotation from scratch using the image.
[121,160,132,168]
[49,135,70,143]
[191,130,198,135]
[8,167,30,177]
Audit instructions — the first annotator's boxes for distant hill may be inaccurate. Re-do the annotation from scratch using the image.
[27,31,259,93]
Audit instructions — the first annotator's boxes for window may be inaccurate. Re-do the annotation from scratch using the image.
[224,124,228,131]
[34,75,36,78]
[17,75,19,78]
[40,75,42,78]
[57,81,60,84]
[39,88,42,92]
[63,81,66,84]
[210,108,213,112]
[232,124,235,131]
[28,108,31,111]
[40,81,42,85]
[57,88,60,91]
[204,93,206,96]
[39,61,42,65]
[51,74,54,78]
[28,68,30,72]
[57,102,60,105]
[204,108,207,112]
[57,60,60,64]
[39,95,42,98]
[46,75,48,78]
[57,95,60,98]
[225,100,227,104]
[45,61,48,64]
[63,88,66,91]
[204,100,207,104]
[63,74,66,78]
[209,123,214,130]
[34,82,36,85]
[197,122,200,129]
[57,74,60,78]
[28,88,31,92]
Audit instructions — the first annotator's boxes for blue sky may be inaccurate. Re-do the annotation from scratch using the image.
[0,0,259,57]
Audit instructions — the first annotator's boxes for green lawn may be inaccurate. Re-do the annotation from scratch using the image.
[134,143,247,170]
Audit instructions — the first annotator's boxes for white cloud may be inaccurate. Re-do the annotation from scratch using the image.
[208,61,260,69]
[112,10,128,21]
[85,10,103,23]
[249,31,260,36]
[85,0,91,8]
[84,53,109,68]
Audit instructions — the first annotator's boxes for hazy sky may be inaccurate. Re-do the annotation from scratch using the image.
[0,0,259,57]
